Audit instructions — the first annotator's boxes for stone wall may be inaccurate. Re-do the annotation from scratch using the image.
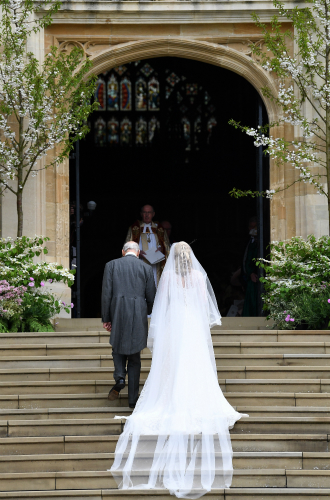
[1,2,329,314]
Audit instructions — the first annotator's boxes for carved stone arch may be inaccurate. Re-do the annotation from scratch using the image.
[86,37,278,123]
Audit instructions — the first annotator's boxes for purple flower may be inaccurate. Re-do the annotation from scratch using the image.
[28,282,34,287]
[328,299,330,303]
[284,311,287,314]
[71,303,74,308]
[29,277,34,281]
[40,282,45,286]
[62,301,66,306]
[48,279,53,283]
[290,318,295,322]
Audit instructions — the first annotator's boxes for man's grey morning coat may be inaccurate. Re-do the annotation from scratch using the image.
[101,254,156,355]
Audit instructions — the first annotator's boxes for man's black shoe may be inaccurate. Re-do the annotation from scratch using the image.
[129,403,136,409]
[108,378,125,401]
[114,378,125,391]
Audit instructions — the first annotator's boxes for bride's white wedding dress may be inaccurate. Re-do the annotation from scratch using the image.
[110,242,248,499]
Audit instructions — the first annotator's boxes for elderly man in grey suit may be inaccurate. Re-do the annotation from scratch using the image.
[102,241,156,408]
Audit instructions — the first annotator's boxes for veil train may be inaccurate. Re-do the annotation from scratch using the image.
[110,242,248,499]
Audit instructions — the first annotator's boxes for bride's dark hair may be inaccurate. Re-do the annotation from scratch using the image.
[174,242,192,276]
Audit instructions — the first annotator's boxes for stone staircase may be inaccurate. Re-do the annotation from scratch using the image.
[0,327,330,499]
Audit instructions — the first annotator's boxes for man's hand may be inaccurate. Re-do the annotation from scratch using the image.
[155,246,162,253]
[140,250,146,258]
[251,273,258,283]
[103,322,112,332]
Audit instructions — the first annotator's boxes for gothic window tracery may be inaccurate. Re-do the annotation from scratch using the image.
[148,76,160,111]
[95,77,106,111]
[120,77,132,111]
[120,117,132,146]
[136,117,148,146]
[91,60,218,150]
[135,78,147,111]
[94,117,106,146]
[107,74,119,111]
[107,117,119,145]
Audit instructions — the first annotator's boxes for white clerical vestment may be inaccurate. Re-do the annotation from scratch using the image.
[139,223,158,286]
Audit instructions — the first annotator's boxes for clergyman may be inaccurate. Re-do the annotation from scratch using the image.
[125,205,170,286]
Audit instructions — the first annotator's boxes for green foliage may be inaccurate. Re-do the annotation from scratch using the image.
[0,290,69,333]
[229,187,270,199]
[0,320,8,333]
[259,235,330,329]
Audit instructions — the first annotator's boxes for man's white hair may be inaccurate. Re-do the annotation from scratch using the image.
[123,241,140,253]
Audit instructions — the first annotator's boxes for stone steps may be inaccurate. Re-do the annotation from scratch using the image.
[2,329,330,344]
[1,328,330,497]
[1,377,330,395]
[0,433,328,455]
[1,488,330,500]
[3,341,330,357]
[3,391,330,409]
[2,415,330,437]
[5,354,330,370]
[54,317,274,332]
[2,468,330,491]
[4,365,330,382]
[1,450,329,473]
[1,405,330,420]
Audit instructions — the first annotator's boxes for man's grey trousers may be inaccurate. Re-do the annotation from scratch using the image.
[112,350,141,406]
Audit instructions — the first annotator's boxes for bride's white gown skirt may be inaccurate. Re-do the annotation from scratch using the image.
[110,260,247,499]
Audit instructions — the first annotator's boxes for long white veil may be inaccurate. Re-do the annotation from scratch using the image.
[110,242,247,499]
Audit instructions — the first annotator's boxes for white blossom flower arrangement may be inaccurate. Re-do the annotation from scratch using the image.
[0,0,98,236]
[258,235,330,329]
[0,236,74,332]
[229,0,330,230]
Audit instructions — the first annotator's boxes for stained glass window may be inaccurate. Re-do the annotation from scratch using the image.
[136,117,148,146]
[107,117,119,145]
[182,117,191,150]
[95,77,106,111]
[186,83,198,95]
[115,65,127,76]
[120,77,132,111]
[91,60,218,151]
[120,117,132,146]
[135,78,147,111]
[207,117,217,143]
[149,116,160,143]
[107,74,119,111]
[148,77,160,111]
[140,63,154,78]
[194,116,202,149]
[166,72,180,87]
[166,86,173,99]
[94,117,106,146]
[177,92,183,104]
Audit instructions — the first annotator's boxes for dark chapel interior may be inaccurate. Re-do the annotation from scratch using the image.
[69,56,270,318]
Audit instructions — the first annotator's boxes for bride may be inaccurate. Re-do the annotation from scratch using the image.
[110,242,248,499]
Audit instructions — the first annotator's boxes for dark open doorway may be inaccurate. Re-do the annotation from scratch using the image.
[69,57,269,318]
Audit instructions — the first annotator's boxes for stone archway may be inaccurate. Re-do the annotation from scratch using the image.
[85,38,287,244]
[86,38,279,124]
